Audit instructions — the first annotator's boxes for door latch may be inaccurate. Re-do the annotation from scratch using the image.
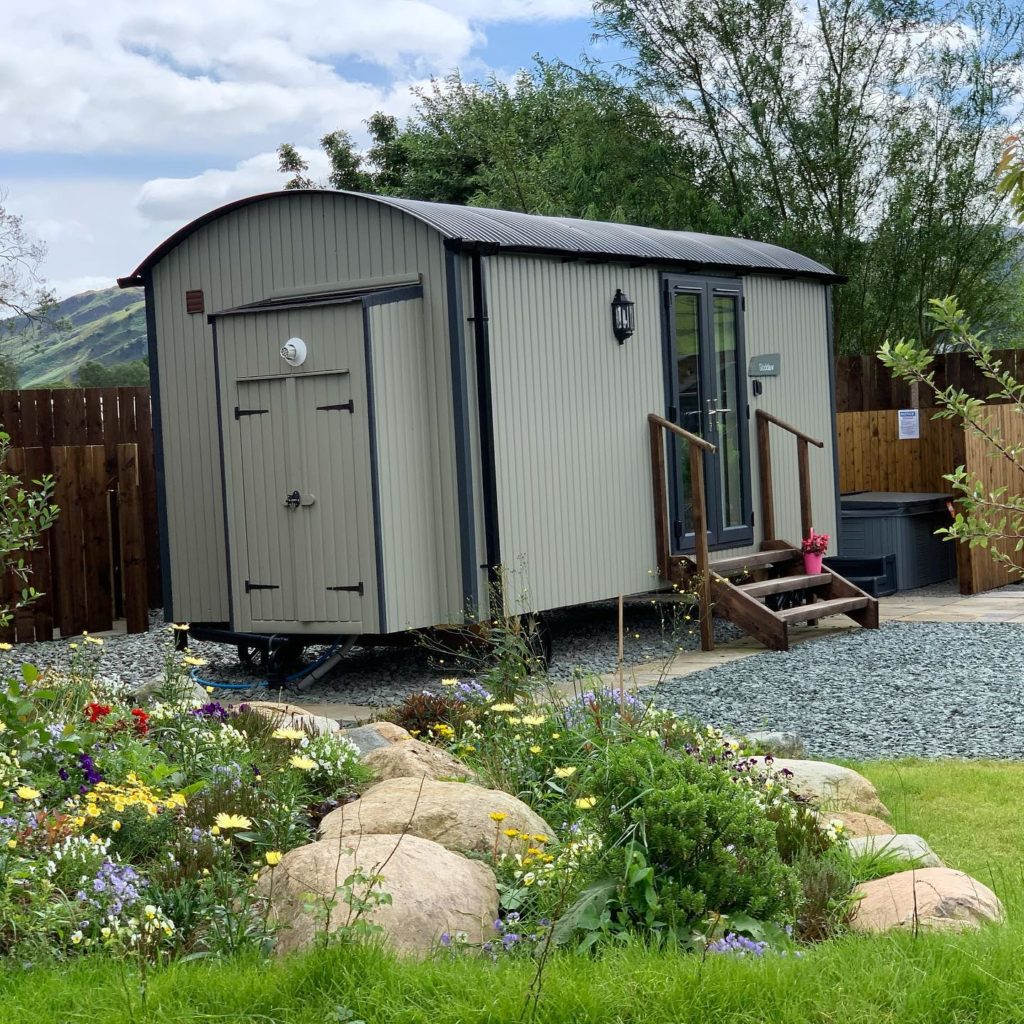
[284,490,301,509]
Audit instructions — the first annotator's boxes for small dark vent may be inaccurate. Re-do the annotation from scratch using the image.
[185,289,205,314]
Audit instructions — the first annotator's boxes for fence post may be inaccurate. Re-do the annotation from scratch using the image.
[756,411,775,544]
[117,444,149,634]
[798,437,813,541]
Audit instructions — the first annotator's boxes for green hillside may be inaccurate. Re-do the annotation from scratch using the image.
[1,285,147,387]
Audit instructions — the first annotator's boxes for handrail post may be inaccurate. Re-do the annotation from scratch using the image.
[756,411,775,544]
[689,443,714,652]
[797,437,812,541]
[648,417,670,577]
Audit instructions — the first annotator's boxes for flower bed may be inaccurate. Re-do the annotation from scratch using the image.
[0,635,368,961]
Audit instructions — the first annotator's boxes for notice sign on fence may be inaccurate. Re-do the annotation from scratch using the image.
[898,408,920,440]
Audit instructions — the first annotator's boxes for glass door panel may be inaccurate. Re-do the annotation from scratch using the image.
[674,291,702,536]
[712,294,745,529]
[664,276,752,550]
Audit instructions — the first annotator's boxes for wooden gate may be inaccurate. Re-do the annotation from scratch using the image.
[1,443,149,642]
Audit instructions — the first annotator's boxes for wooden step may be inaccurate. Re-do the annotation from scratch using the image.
[739,573,831,598]
[708,548,800,575]
[775,596,869,624]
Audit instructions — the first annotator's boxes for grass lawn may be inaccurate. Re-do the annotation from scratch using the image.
[3,760,1024,1024]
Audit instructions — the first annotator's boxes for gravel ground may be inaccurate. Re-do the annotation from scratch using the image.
[0,602,743,708]
[649,621,1024,760]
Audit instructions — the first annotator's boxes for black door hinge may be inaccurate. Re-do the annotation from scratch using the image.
[672,520,683,543]
[245,580,279,593]
[235,407,269,419]
[317,401,354,413]
[327,582,364,595]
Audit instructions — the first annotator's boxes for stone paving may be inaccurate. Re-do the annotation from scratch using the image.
[296,583,1024,723]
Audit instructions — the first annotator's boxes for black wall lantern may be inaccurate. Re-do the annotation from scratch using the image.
[611,288,636,343]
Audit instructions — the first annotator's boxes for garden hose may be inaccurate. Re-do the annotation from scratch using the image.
[188,636,348,692]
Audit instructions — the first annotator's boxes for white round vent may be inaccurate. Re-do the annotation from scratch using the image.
[280,337,307,366]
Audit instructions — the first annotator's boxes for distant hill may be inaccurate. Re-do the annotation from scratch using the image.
[1,286,147,387]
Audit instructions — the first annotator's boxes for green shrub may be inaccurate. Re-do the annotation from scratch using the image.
[587,739,801,931]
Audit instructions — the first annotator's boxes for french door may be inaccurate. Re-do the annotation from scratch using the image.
[663,275,753,551]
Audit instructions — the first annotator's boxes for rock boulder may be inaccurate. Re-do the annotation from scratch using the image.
[816,810,895,839]
[245,700,340,736]
[320,777,554,857]
[257,833,498,956]
[362,738,478,783]
[751,757,889,817]
[341,721,412,757]
[851,868,1003,934]
[847,833,942,868]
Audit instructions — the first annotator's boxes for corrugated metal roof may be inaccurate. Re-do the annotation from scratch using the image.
[120,189,841,286]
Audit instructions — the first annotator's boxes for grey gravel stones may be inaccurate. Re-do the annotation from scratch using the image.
[649,621,1024,760]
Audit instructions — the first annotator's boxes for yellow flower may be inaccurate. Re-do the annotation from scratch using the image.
[182,656,208,667]
[522,715,546,726]
[532,834,549,844]
[551,733,560,740]
[0,642,11,651]
[84,635,104,646]
[6,839,15,849]
[529,745,542,754]
[440,677,458,687]
[502,828,520,838]
[89,833,102,844]
[575,797,597,810]
[214,813,252,830]
[489,703,517,713]
[289,755,317,771]
[553,766,576,779]
[70,930,83,945]
[272,727,306,741]
[488,811,508,823]
[265,850,282,866]
[16,786,40,801]
[111,820,122,832]
[170,623,190,631]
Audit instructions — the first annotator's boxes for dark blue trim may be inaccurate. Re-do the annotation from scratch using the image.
[142,273,175,622]
[470,254,502,591]
[445,249,479,620]
[211,283,423,319]
[825,285,843,543]
[209,318,236,629]
[361,305,388,633]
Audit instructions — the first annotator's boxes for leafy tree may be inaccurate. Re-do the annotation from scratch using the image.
[75,359,150,388]
[0,190,57,327]
[878,136,1024,575]
[593,0,1024,355]
[0,355,19,391]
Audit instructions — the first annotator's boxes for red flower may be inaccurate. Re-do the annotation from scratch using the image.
[130,708,150,736]
[85,703,112,723]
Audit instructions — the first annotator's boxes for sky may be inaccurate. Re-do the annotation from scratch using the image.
[0,1,620,299]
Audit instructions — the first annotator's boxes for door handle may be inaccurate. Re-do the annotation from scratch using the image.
[284,490,301,509]
[707,399,732,419]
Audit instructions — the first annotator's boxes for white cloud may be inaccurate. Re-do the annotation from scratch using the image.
[135,148,328,226]
[0,0,585,156]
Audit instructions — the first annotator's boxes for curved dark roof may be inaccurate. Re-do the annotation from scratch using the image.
[119,189,841,287]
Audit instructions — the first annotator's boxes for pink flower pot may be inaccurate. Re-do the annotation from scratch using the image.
[803,552,824,575]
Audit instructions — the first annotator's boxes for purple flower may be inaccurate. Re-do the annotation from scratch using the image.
[501,933,520,948]
[706,932,768,957]
[452,680,492,704]
[439,932,451,947]
[58,768,69,781]
[191,701,229,721]
[78,753,103,785]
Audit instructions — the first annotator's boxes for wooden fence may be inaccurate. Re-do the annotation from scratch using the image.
[837,350,1024,412]
[838,407,1024,594]
[0,388,159,641]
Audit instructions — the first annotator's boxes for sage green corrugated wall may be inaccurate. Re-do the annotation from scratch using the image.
[368,297,450,629]
[149,193,462,624]
[484,255,665,613]
[484,256,837,614]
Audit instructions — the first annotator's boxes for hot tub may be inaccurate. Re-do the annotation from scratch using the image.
[839,492,956,591]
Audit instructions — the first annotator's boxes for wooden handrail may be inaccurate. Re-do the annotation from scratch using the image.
[755,409,823,544]
[647,412,716,651]
[647,413,717,452]
[755,409,824,448]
